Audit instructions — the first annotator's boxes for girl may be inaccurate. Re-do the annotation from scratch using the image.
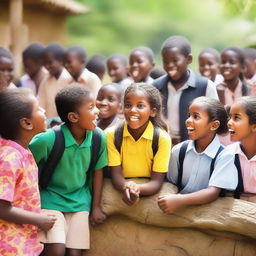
[158,97,238,213]
[129,46,155,84]
[217,47,250,106]
[96,83,122,130]
[227,96,256,202]
[0,88,56,256]
[198,48,223,84]
[106,83,171,205]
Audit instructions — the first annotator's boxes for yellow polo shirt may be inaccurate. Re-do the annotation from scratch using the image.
[106,121,172,178]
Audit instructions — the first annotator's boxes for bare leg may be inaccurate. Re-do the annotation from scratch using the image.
[40,243,66,256]
[66,248,84,256]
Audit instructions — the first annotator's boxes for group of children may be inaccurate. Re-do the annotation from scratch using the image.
[0,34,256,256]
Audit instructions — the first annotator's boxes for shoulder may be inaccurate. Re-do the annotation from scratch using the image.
[152,74,169,88]
[30,129,55,147]
[82,69,101,83]
[171,140,189,157]
[225,142,240,154]
[158,129,171,142]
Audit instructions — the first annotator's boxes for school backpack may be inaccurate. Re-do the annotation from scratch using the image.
[113,122,160,156]
[39,126,102,189]
[177,141,244,198]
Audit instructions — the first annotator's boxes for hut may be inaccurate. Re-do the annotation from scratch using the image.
[0,0,88,76]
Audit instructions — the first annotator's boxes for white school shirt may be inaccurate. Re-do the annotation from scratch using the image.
[167,135,238,194]
[167,69,219,136]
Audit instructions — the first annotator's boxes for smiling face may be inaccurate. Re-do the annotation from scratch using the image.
[129,51,154,82]
[228,102,256,143]
[162,47,192,81]
[220,50,243,82]
[107,58,128,83]
[199,52,219,81]
[96,85,121,120]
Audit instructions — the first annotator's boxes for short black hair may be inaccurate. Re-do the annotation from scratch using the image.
[236,96,256,125]
[66,46,87,63]
[55,85,91,125]
[222,47,245,66]
[86,55,105,74]
[23,43,45,62]
[98,83,122,101]
[161,35,191,56]
[0,88,34,140]
[150,66,166,79]
[107,53,128,66]
[44,43,65,62]
[199,48,221,63]
[191,96,228,134]
[130,46,154,63]
[244,48,256,60]
[0,47,13,60]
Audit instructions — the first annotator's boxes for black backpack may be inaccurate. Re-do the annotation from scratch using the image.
[39,126,102,189]
[177,141,244,198]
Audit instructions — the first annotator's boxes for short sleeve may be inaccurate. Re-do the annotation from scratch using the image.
[152,130,172,173]
[94,129,108,170]
[105,127,122,166]
[0,151,22,202]
[209,148,238,190]
[206,79,219,100]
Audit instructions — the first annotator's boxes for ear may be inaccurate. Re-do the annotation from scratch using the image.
[67,112,79,123]
[251,124,256,133]
[210,120,220,131]
[19,118,33,131]
[187,54,193,64]
[150,108,157,118]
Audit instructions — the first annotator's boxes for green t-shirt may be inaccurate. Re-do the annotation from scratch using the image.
[29,124,108,212]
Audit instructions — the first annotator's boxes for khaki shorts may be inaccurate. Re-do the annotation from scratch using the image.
[39,209,90,249]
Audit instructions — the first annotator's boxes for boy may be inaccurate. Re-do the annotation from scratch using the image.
[37,43,73,119]
[86,54,106,81]
[65,46,101,97]
[29,85,107,255]
[18,43,48,95]
[244,48,256,96]
[153,35,219,143]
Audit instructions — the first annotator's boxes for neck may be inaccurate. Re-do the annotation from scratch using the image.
[15,134,32,149]
[98,116,116,130]
[54,68,63,79]
[225,78,239,92]
[69,125,87,145]
[74,69,84,81]
[127,120,149,141]
[170,70,189,90]
[240,137,256,160]
[194,134,215,153]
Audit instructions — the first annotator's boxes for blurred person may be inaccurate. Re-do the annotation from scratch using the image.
[86,54,106,81]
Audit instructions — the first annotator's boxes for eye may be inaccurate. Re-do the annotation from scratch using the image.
[124,103,131,108]
[137,104,145,109]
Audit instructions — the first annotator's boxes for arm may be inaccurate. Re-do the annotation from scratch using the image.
[90,169,106,225]
[0,199,56,231]
[158,186,221,214]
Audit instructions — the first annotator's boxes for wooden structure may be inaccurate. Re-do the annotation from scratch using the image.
[0,0,88,76]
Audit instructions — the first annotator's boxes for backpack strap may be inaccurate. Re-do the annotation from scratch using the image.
[233,154,244,199]
[39,126,65,189]
[152,126,160,156]
[87,128,102,190]
[209,146,224,177]
[177,140,189,192]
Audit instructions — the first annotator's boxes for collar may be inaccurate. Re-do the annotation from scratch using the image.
[61,124,92,148]
[187,135,222,159]
[230,142,256,161]
[123,121,154,141]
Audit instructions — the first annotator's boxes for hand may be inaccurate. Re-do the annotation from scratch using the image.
[37,213,57,231]
[90,207,106,226]
[157,194,183,214]
[122,181,140,206]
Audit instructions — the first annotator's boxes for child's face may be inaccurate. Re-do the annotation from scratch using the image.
[220,50,243,82]
[199,53,219,81]
[162,47,192,81]
[43,53,63,77]
[23,58,41,78]
[228,103,254,143]
[64,51,84,78]
[73,94,99,130]
[186,103,217,142]
[244,57,256,79]
[29,95,47,135]
[96,85,121,119]
[107,58,127,83]
[0,57,14,84]
[124,89,155,131]
[129,51,154,82]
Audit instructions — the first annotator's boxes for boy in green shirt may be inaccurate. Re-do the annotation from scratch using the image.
[30,85,107,256]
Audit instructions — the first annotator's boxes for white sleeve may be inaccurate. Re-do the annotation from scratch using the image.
[206,79,219,100]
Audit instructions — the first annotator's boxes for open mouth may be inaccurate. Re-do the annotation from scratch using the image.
[203,70,211,76]
[129,115,139,121]
[131,70,139,78]
[167,69,178,77]
[229,129,235,135]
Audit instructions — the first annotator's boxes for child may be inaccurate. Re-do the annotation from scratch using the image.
[96,83,122,130]
[198,48,223,84]
[0,47,16,89]
[0,88,56,256]
[129,46,155,84]
[65,46,101,97]
[106,83,171,206]
[158,97,238,213]
[29,85,107,255]
[217,47,250,106]
[244,48,256,96]
[37,43,73,119]
[18,43,48,95]
[153,35,219,143]
[86,54,106,81]
[150,66,166,80]
[227,96,256,202]
[106,53,132,91]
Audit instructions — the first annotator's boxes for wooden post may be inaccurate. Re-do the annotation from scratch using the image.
[9,0,23,78]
